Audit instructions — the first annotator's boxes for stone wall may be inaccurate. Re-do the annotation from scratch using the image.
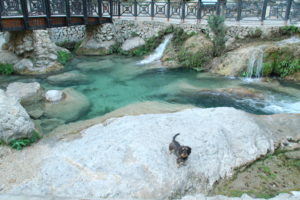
[49,25,86,43]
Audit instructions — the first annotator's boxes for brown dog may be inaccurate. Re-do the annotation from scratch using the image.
[169,133,192,167]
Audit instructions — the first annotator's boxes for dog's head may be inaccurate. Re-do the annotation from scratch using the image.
[179,146,191,159]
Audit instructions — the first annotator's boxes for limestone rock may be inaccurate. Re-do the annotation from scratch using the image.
[161,43,181,68]
[0,89,34,143]
[45,90,64,102]
[121,37,145,51]
[285,151,300,160]
[76,39,115,56]
[44,88,90,122]
[47,71,90,86]
[0,50,20,64]
[6,82,44,106]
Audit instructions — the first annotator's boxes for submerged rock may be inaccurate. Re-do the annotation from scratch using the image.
[44,88,90,122]
[76,60,114,71]
[121,37,145,51]
[47,71,90,86]
[3,107,300,199]
[0,89,34,143]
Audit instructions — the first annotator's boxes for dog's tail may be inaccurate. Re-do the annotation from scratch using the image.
[173,133,180,141]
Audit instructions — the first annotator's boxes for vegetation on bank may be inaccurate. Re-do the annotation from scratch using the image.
[0,130,42,150]
[57,50,73,65]
[279,25,300,36]
[212,149,300,198]
[263,47,300,78]
[208,15,226,57]
[0,63,14,75]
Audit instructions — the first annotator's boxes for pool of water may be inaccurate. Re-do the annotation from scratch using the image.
[1,55,300,127]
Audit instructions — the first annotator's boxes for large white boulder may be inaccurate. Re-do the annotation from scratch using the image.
[0,90,34,143]
[6,82,44,106]
[121,37,145,51]
[4,108,280,198]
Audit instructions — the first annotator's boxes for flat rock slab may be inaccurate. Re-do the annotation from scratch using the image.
[47,71,90,86]
[1,107,300,199]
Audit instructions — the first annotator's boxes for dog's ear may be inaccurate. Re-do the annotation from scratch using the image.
[187,147,192,155]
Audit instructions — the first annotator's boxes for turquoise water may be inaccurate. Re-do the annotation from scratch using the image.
[1,55,300,126]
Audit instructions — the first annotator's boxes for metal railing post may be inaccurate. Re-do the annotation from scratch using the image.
[83,0,88,24]
[20,0,29,30]
[0,1,3,31]
[65,0,71,26]
[261,0,268,25]
[216,0,221,15]
[167,0,170,21]
[237,0,242,22]
[285,0,293,24]
[118,0,121,18]
[98,0,103,19]
[181,0,186,22]
[151,0,155,20]
[44,0,52,28]
[109,0,113,20]
[134,0,138,19]
[197,0,202,23]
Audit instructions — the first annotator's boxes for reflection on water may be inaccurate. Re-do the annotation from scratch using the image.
[1,55,300,123]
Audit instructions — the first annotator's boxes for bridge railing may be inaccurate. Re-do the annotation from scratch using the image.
[110,0,300,24]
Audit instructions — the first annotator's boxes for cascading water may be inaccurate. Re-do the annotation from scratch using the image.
[138,34,173,65]
[245,47,264,80]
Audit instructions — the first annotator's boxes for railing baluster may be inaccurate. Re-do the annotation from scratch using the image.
[151,0,154,20]
[181,0,185,22]
[167,0,170,21]
[237,0,242,21]
[20,0,30,30]
[217,0,221,16]
[197,0,202,22]
[65,0,71,26]
[83,0,88,24]
[285,0,293,23]
[261,0,268,25]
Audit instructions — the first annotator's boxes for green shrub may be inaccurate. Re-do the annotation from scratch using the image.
[208,15,226,57]
[9,130,41,150]
[0,63,14,75]
[57,51,73,65]
[262,62,273,76]
[250,28,263,38]
[279,25,300,35]
[264,49,300,77]
[131,32,139,37]
[178,49,210,69]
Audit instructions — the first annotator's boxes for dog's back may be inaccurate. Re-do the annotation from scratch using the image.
[169,133,180,154]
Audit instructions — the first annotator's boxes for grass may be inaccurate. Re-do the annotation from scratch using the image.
[57,50,73,65]
[8,130,42,150]
[0,63,14,75]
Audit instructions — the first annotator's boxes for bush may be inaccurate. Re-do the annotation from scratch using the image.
[208,15,226,57]
[279,25,300,36]
[264,48,300,77]
[0,63,14,75]
[57,51,73,65]
[8,130,42,150]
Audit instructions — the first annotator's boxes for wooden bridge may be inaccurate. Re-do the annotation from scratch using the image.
[0,0,300,32]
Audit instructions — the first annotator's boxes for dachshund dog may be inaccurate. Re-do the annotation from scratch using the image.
[169,133,192,167]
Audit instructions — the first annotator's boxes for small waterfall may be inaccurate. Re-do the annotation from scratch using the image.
[138,34,173,65]
[245,47,264,79]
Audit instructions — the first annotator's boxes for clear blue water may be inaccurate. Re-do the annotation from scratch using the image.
[1,55,300,129]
